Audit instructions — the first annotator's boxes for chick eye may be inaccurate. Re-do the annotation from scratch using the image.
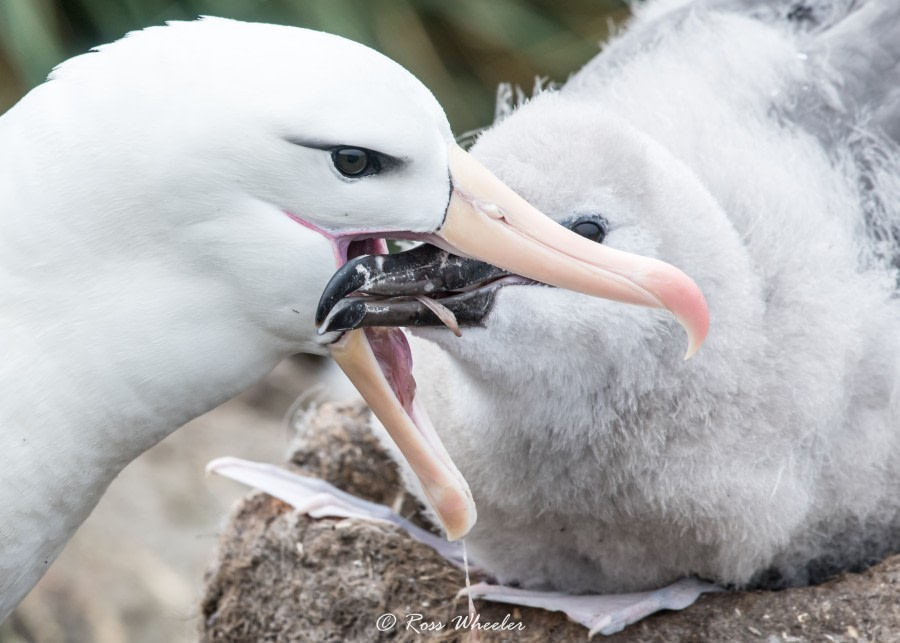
[570,216,608,243]
[332,147,380,178]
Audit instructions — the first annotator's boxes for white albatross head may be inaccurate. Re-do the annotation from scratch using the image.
[3,18,708,541]
[24,17,456,351]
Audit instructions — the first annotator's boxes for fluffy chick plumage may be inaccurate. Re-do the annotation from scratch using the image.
[389,0,900,592]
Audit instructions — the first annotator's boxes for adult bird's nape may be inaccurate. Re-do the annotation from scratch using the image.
[0,16,709,622]
[311,0,900,634]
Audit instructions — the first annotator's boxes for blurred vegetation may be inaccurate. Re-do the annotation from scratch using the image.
[0,0,628,134]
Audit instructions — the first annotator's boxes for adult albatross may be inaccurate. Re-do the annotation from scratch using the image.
[312,0,900,633]
[0,17,709,621]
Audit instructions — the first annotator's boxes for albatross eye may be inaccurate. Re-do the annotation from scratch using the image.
[332,147,380,178]
[570,216,608,243]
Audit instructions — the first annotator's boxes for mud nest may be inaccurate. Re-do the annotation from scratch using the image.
[200,402,900,642]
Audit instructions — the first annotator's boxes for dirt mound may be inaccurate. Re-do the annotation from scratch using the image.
[200,403,900,642]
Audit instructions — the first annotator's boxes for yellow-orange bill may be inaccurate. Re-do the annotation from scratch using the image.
[327,328,476,540]
[440,144,709,358]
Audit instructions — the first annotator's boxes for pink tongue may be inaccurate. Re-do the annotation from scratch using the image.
[360,326,475,539]
[365,327,451,466]
[365,327,416,411]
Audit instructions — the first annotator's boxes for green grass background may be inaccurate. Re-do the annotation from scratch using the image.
[0,0,628,134]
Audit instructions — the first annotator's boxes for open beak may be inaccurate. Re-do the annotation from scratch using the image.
[317,143,710,542]
[326,327,475,540]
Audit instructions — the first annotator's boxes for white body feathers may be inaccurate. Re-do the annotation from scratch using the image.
[0,17,456,618]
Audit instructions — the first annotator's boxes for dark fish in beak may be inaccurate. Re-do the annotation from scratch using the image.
[317,243,511,334]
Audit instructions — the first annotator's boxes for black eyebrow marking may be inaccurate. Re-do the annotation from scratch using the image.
[285,136,406,173]
[284,136,338,151]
